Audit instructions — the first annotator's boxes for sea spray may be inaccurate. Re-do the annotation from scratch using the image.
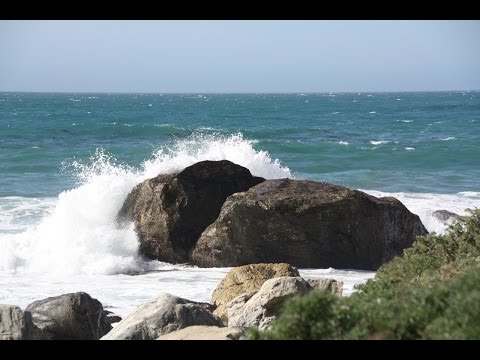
[0,133,292,275]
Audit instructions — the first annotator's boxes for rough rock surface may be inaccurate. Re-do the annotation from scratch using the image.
[117,160,264,263]
[432,210,459,224]
[0,305,35,340]
[306,278,343,296]
[157,325,242,340]
[101,293,223,340]
[226,276,311,330]
[211,263,300,321]
[192,179,428,270]
[25,292,112,340]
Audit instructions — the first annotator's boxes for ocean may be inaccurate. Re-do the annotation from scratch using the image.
[1,91,479,318]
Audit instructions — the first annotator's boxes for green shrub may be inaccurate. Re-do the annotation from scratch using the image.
[250,209,480,340]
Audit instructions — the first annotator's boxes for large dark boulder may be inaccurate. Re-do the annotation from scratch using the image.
[118,160,265,263]
[191,179,428,270]
[25,292,112,340]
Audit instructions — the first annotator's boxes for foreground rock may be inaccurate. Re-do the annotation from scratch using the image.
[157,325,242,340]
[192,179,428,270]
[227,276,311,330]
[306,278,343,296]
[0,305,35,340]
[26,292,112,340]
[432,210,459,224]
[101,293,223,340]
[211,263,300,321]
[118,160,265,263]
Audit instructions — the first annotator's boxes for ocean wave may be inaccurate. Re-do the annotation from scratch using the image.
[361,189,480,235]
[0,133,292,276]
[370,140,391,145]
[440,137,456,141]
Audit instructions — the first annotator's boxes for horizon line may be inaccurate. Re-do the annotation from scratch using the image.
[1,89,479,95]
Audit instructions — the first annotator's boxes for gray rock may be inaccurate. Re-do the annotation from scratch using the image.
[101,293,223,340]
[117,160,264,263]
[157,325,243,340]
[26,292,112,340]
[192,179,428,270]
[432,210,459,224]
[0,305,35,340]
[306,278,343,296]
[226,276,311,330]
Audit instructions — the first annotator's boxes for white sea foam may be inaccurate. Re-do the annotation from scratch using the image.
[440,137,456,141]
[361,189,480,235]
[405,147,415,151]
[370,140,390,145]
[400,120,413,123]
[0,133,292,276]
[338,141,349,145]
[369,111,377,114]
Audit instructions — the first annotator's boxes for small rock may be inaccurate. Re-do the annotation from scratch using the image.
[211,263,300,322]
[157,325,243,340]
[0,305,35,340]
[26,292,112,340]
[101,293,223,340]
[306,278,343,296]
[227,276,311,330]
[432,210,459,224]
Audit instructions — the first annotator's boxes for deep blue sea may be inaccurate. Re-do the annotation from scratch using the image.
[0,91,479,315]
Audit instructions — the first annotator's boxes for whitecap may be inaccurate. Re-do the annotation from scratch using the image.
[440,137,456,141]
[369,111,377,114]
[405,147,415,151]
[370,140,390,145]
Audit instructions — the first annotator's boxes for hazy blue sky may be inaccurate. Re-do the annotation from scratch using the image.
[1,20,479,92]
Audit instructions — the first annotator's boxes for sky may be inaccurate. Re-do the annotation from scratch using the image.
[0,20,479,93]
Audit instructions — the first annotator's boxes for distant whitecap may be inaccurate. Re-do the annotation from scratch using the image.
[370,140,390,145]
[405,147,415,151]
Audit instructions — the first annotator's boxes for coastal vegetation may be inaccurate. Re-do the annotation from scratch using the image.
[249,209,480,340]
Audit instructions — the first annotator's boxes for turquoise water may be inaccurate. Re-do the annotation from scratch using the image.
[0,91,479,277]
[0,91,479,313]
[1,91,479,197]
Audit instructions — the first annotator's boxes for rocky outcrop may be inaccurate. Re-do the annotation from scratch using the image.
[25,292,112,340]
[0,305,35,340]
[117,160,265,263]
[101,293,223,340]
[306,278,343,296]
[211,263,300,321]
[226,276,311,330]
[432,210,459,224]
[192,179,428,270]
[156,325,243,340]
